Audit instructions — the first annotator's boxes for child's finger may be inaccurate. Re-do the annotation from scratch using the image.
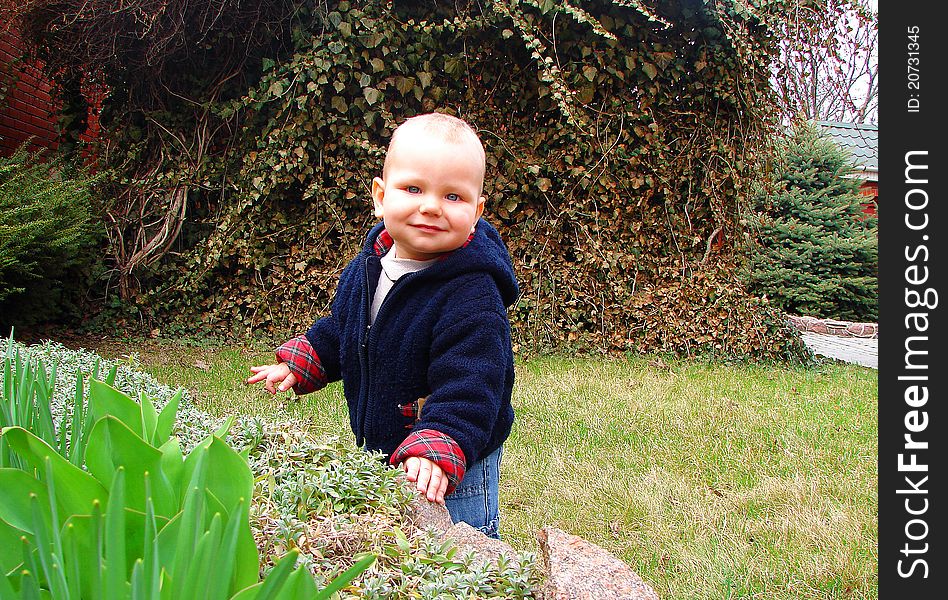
[403,457,421,482]
[415,461,433,495]
[277,372,298,392]
[425,469,443,503]
[246,370,269,384]
[435,475,448,504]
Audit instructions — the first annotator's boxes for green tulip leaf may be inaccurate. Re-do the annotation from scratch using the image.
[229,582,263,600]
[232,510,259,593]
[181,436,252,515]
[62,514,100,599]
[89,379,145,440]
[130,558,146,600]
[68,370,90,467]
[104,468,128,599]
[56,481,161,599]
[140,392,159,447]
[154,389,182,445]
[184,436,257,587]
[158,437,185,499]
[169,450,208,599]
[247,549,299,600]
[179,512,222,600]
[1,426,108,517]
[154,510,182,587]
[313,553,375,600]
[228,567,318,600]
[0,515,27,574]
[60,517,83,600]
[0,560,17,597]
[141,491,161,600]
[85,416,177,518]
[30,492,70,599]
[105,364,119,387]
[15,569,42,600]
[278,566,319,599]
[0,469,52,534]
[213,415,235,440]
[209,499,247,600]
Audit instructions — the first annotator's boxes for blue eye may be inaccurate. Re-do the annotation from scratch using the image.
[407,186,421,194]
[446,193,460,202]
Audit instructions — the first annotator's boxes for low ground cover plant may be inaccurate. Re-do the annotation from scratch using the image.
[1,337,540,599]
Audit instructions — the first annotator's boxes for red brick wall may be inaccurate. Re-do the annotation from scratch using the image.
[1,26,102,158]
[0,28,60,156]
[859,181,878,217]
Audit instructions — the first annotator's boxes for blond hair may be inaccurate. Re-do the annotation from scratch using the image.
[383,113,486,185]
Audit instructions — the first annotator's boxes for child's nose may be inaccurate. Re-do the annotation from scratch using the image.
[418,196,441,215]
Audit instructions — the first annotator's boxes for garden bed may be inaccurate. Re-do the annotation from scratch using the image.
[1,337,540,598]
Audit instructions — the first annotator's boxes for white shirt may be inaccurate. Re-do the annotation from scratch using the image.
[370,245,437,324]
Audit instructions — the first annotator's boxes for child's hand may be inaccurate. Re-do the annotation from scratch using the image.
[401,456,449,504]
[246,362,298,394]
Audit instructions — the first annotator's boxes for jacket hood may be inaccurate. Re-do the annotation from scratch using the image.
[362,218,520,307]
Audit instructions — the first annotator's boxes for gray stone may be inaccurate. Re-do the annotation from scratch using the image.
[406,497,519,568]
[405,496,454,534]
[407,499,662,599]
[537,527,660,600]
[442,521,519,567]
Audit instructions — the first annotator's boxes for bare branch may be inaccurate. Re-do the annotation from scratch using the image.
[771,0,877,124]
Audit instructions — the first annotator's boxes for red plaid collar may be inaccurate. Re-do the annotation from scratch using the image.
[372,227,475,260]
[373,229,395,256]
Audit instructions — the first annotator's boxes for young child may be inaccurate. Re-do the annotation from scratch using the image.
[247,113,519,538]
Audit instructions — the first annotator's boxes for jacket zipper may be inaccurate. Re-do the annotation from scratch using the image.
[358,259,417,447]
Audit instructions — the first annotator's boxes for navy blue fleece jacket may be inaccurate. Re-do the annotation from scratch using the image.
[304,218,519,468]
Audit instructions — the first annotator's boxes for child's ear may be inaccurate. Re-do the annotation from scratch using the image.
[372,177,385,218]
[475,196,486,221]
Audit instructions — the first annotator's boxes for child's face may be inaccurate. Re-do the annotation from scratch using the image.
[372,128,486,261]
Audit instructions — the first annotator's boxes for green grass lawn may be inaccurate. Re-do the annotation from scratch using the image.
[99,341,877,600]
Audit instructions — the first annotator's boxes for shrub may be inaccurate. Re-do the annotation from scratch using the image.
[0,145,99,327]
[744,121,878,322]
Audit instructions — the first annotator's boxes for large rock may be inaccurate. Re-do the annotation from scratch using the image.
[405,496,454,534]
[537,527,660,600]
[407,497,520,567]
[443,521,519,567]
[407,498,660,598]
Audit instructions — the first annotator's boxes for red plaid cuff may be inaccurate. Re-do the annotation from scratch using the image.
[390,429,467,495]
[275,335,327,394]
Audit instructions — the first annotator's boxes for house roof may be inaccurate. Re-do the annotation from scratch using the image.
[817,120,878,175]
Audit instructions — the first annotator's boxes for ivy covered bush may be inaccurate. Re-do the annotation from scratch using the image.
[1,337,540,598]
[15,0,809,361]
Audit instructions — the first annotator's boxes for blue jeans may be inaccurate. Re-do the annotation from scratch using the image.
[444,446,503,539]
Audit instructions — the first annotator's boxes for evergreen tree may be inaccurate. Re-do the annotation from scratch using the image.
[746,120,878,321]
[0,145,98,326]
